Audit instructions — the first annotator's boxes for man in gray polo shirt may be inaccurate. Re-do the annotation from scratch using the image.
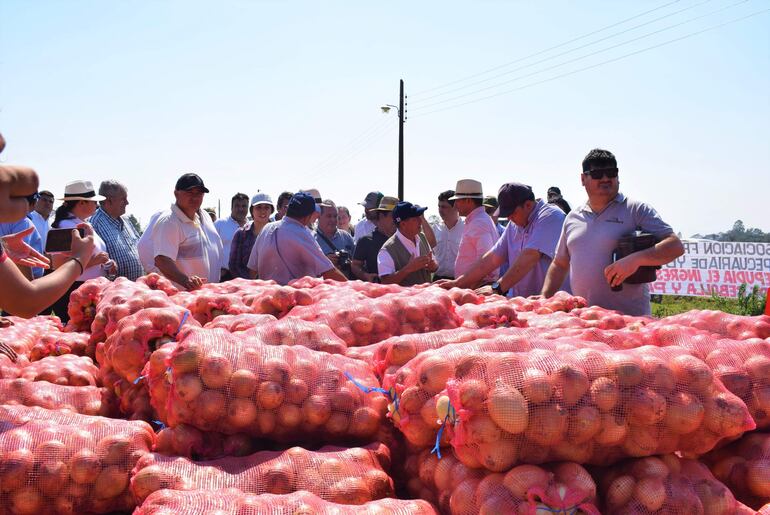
[542,148,684,316]
[247,192,347,285]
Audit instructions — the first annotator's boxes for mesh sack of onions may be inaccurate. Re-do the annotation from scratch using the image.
[203,313,276,332]
[13,354,100,387]
[137,272,181,296]
[702,431,770,509]
[0,378,117,417]
[239,317,348,355]
[64,277,112,332]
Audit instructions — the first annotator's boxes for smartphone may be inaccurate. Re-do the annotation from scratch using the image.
[45,227,86,254]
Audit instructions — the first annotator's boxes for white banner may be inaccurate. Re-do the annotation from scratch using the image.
[649,240,770,298]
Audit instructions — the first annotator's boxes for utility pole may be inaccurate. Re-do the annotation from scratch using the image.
[398,79,405,200]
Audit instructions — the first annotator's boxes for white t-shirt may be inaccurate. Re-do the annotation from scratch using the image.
[59,218,107,281]
[376,230,421,277]
[137,211,163,274]
[214,216,245,270]
[432,218,464,278]
[150,204,222,286]
[353,218,376,243]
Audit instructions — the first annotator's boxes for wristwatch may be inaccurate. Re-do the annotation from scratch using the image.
[491,281,503,295]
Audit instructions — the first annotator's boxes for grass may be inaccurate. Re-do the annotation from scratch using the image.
[651,284,767,318]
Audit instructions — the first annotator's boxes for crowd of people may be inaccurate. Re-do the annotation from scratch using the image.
[1,129,690,321]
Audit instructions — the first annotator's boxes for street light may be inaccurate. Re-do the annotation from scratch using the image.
[381,79,405,200]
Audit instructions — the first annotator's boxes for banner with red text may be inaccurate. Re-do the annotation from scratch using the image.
[650,239,770,298]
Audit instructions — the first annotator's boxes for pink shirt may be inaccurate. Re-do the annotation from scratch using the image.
[455,206,500,282]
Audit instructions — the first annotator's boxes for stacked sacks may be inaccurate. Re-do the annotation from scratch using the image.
[703,431,770,510]
[0,378,117,417]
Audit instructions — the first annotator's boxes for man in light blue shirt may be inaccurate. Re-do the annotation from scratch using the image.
[0,214,43,279]
[247,192,347,285]
[315,200,354,278]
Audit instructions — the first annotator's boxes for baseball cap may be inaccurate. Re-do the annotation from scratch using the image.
[495,183,535,218]
[251,192,275,212]
[175,173,210,193]
[287,192,321,218]
[482,196,498,209]
[373,195,399,212]
[392,201,427,223]
[359,191,384,209]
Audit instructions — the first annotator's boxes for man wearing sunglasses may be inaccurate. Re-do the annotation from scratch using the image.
[542,148,684,316]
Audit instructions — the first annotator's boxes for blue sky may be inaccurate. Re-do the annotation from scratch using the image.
[1,0,768,236]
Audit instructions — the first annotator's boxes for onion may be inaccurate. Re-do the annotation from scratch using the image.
[196,390,227,421]
[433,454,458,491]
[704,393,750,436]
[389,341,418,366]
[467,414,503,444]
[226,398,258,428]
[524,404,567,446]
[257,381,285,410]
[418,356,453,395]
[664,391,704,434]
[449,478,480,515]
[174,374,203,402]
[746,461,770,497]
[503,464,550,498]
[670,354,713,392]
[350,407,380,438]
[634,477,666,511]
[10,487,43,515]
[589,377,619,412]
[263,462,295,494]
[69,449,102,484]
[555,364,589,407]
[94,465,129,499]
[170,345,201,374]
[459,379,488,411]
[325,412,350,436]
[285,379,309,405]
[302,394,332,426]
[277,403,302,429]
[38,460,68,496]
[522,368,553,404]
[567,405,601,444]
[199,353,232,389]
[605,475,635,510]
[132,464,169,501]
[477,438,519,472]
[627,388,667,425]
[487,385,529,435]
[230,369,258,398]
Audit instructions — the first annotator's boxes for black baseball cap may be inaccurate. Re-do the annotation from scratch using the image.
[495,183,535,217]
[392,201,427,223]
[286,192,321,218]
[175,173,209,193]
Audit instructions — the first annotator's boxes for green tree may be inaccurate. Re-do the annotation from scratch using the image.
[127,214,142,235]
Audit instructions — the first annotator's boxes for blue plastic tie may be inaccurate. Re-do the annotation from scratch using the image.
[431,417,448,459]
[175,310,191,336]
[152,420,166,430]
[133,375,146,385]
[343,371,392,397]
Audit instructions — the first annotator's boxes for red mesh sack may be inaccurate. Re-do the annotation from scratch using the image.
[703,431,770,509]
[595,454,753,514]
[130,443,394,506]
[287,288,463,347]
[289,277,405,300]
[407,448,599,514]
[135,488,438,515]
[0,378,118,417]
[441,345,755,470]
[0,404,154,514]
[656,309,770,340]
[89,278,173,348]
[762,503,770,514]
[157,327,386,444]
[64,276,112,332]
[16,354,100,387]
[456,299,524,329]
[29,331,90,361]
[240,282,315,318]
[137,272,181,296]
[446,287,485,306]
[240,318,348,354]
[203,313,277,332]
[509,291,588,313]
[171,290,251,325]
[154,423,262,460]
[0,315,62,358]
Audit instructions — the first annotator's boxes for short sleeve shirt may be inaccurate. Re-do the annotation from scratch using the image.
[214,217,245,270]
[151,204,222,286]
[315,229,355,256]
[455,206,500,282]
[0,217,44,278]
[353,229,389,274]
[353,218,376,243]
[90,208,144,281]
[492,200,566,298]
[555,193,673,316]
[137,211,163,273]
[28,210,50,248]
[247,217,334,285]
[432,219,465,278]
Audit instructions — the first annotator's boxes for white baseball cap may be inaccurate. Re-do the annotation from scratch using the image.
[251,192,275,212]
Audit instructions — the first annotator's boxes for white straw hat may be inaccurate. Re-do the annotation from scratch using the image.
[58,180,106,201]
[448,179,484,201]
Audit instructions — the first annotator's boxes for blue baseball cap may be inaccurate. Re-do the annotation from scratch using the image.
[392,201,427,223]
[286,192,321,218]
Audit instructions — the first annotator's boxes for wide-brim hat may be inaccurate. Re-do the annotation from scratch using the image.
[373,195,399,212]
[359,191,384,209]
[448,179,483,201]
[59,180,106,202]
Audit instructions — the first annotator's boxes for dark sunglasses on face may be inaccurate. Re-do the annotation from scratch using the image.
[584,167,619,180]
[14,192,40,204]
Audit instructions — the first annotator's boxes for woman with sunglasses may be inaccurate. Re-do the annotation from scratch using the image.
[46,181,116,323]
[0,162,95,324]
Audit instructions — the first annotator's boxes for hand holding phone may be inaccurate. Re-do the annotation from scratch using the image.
[45,227,87,253]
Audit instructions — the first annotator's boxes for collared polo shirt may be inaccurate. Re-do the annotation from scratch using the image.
[353,218,376,243]
[28,210,50,247]
[492,200,566,298]
[315,228,355,256]
[353,229,389,274]
[90,208,144,280]
[455,206,500,282]
[432,218,465,278]
[214,216,245,270]
[555,193,673,316]
[151,204,222,286]
[247,217,334,285]
[377,229,423,277]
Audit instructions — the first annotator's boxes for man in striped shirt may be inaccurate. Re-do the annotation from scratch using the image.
[90,180,144,280]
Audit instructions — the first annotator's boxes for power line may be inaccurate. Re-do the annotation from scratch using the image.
[412,7,769,119]
[411,0,716,105]
[411,0,751,113]
[306,115,392,175]
[409,0,685,98]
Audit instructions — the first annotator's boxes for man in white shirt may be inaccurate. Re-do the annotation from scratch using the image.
[378,202,438,286]
[28,190,54,247]
[450,179,500,285]
[353,191,383,243]
[150,173,222,290]
[431,189,464,280]
[214,192,249,280]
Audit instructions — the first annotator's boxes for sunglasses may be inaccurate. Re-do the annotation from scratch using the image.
[584,167,619,180]
[11,192,40,204]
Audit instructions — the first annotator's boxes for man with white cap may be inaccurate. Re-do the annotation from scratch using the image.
[229,192,274,279]
[214,192,250,280]
[247,192,346,285]
[150,173,223,290]
[449,179,500,285]
[353,191,383,243]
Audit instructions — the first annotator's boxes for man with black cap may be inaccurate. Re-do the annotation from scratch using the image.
[377,201,437,286]
[547,186,572,214]
[247,192,346,285]
[351,195,398,282]
[150,173,223,290]
[542,148,683,316]
[353,191,383,243]
[440,183,565,296]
